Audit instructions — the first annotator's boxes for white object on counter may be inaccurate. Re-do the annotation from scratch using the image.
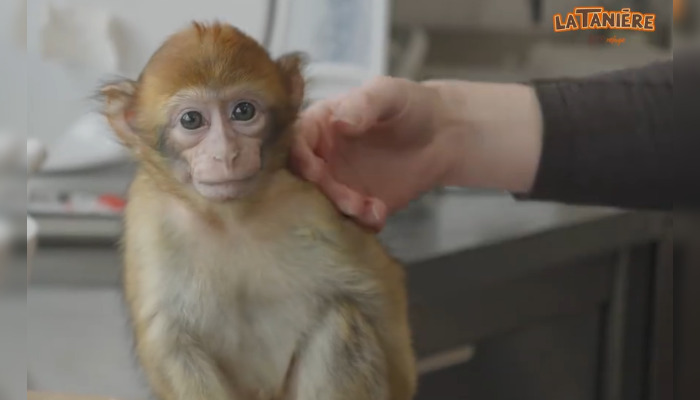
[41,112,127,172]
[39,1,121,73]
[27,0,270,172]
[34,2,128,173]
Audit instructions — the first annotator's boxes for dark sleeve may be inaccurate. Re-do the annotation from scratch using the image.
[522,53,690,211]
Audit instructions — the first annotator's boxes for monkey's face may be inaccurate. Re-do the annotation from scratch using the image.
[163,88,272,201]
[100,23,305,203]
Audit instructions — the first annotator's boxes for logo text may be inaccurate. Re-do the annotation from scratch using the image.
[554,7,656,32]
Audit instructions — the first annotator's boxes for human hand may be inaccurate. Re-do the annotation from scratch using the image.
[291,77,543,231]
[291,77,457,231]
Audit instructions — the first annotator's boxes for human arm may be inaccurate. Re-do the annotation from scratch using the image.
[291,53,693,230]
[523,58,675,210]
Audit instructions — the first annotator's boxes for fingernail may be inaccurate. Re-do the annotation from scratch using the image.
[304,163,321,183]
[338,199,355,216]
[302,160,319,182]
[371,203,382,222]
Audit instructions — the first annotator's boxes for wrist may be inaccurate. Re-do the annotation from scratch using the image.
[423,80,543,193]
[420,80,474,188]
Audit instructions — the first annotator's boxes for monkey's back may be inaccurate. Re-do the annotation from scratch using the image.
[121,168,417,399]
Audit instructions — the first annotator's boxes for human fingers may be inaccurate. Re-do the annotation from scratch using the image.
[318,169,388,232]
[289,131,323,183]
[315,167,366,217]
[322,175,387,232]
[290,100,337,182]
[291,126,385,230]
[355,197,388,232]
[292,98,389,231]
[329,76,412,136]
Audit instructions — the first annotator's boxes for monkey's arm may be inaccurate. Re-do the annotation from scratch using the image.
[133,314,236,400]
[292,302,389,400]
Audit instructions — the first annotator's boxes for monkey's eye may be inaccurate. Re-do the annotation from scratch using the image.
[180,111,204,130]
[231,102,256,121]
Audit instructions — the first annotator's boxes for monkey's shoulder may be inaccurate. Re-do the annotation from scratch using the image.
[261,173,377,250]
[124,168,397,279]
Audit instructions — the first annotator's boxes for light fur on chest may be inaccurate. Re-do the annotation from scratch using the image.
[131,199,379,396]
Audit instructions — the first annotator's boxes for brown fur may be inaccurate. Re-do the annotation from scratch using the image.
[100,22,416,400]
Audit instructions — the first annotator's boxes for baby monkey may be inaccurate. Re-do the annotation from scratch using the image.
[99,22,416,400]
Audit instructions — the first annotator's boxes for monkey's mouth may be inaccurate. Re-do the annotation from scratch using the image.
[197,177,254,185]
[193,175,258,200]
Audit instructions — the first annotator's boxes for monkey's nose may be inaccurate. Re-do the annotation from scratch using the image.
[211,151,239,163]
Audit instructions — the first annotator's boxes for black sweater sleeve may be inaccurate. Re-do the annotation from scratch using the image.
[524,52,691,211]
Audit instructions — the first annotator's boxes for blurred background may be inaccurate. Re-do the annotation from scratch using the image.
[1,0,692,399]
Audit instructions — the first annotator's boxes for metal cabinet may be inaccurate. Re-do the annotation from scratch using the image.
[406,212,672,400]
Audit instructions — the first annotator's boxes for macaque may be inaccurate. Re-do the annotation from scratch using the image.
[99,22,416,400]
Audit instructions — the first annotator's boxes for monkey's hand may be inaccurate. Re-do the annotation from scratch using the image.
[291,302,389,400]
[136,318,235,400]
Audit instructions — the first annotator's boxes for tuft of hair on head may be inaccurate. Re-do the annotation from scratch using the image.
[190,20,226,40]
[187,20,259,49]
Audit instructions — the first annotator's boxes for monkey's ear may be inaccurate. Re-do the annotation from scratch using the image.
[276,52,307,111]
[99,79,136,115]
[97,79,142,150]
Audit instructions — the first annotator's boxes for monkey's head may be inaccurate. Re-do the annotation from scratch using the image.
[100,22,305,202]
